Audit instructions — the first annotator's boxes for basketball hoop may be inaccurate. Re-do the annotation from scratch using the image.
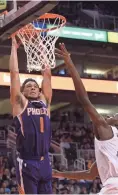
[11,13,66,72]
[0,11,7,27]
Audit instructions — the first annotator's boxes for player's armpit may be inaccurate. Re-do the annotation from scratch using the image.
[15,94,25,108]
[52,162,99,180]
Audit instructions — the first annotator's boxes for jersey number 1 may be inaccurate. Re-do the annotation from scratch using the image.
[40,117,44,133]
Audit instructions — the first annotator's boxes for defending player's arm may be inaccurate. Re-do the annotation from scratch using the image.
[52,161,99,180]
[55,43,113,140]
[9,37,26,115]
[41,68,52,116]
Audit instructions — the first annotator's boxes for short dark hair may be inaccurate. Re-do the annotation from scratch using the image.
[21,78,41,92]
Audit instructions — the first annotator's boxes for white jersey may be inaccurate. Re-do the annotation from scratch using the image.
[95,126,118,186]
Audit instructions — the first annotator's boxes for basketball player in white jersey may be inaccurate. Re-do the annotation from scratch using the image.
[55,43,118,194]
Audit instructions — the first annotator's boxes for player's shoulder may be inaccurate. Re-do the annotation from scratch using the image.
[111,126,118,136]
[95,126,118,144]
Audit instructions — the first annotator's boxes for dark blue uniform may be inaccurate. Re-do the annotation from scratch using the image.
[14,100,52,194]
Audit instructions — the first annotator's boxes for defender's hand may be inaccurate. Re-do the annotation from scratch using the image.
[55,43,72,68]
[52,169,62,178]
[12,36,21,49]
[12,37,17,47]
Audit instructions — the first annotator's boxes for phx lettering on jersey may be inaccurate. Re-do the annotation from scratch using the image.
[27,107,48,116]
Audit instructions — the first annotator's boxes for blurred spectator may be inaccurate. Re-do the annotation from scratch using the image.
[52,1,118,31]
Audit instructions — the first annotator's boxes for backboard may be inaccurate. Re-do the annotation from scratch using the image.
[0,0,58,42]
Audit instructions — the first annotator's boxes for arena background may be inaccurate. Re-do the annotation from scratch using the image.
[0,1,118,194]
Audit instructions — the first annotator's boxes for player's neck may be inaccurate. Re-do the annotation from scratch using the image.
[27,97,39,101]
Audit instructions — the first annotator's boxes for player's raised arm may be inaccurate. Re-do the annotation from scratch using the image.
[52,161,98,180]
[55,43,113,140]
[41,68,52,116]
[9,37,26,116]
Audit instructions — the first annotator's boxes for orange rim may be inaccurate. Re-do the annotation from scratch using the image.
[10,13,66,38]
[39,13,66,21]
[0,10,8,17]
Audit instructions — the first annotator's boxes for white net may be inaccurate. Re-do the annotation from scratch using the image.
[16,13,66,72]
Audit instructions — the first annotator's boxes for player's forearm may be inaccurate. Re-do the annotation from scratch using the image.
[9,39,21,101]
[9,44,19,72]
[66,60,89,105]
[53,170,94,180]
[41,68,51,79]
[41,68,52,104]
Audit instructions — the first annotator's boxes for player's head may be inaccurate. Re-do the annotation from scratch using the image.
[112,113,118,125]
[21,78,41,100]
[105,113,118,126]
